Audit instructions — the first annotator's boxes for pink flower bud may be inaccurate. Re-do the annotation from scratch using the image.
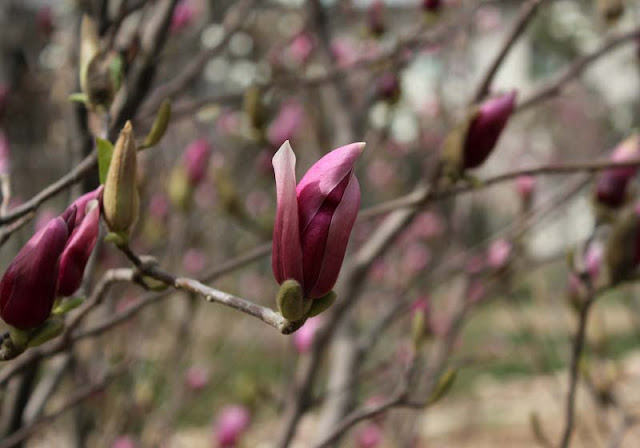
[515,175,536,204]
[293,316,323,354]
[0,214,73,329]
[272,141,364,299]
[57,187,103,297]
[423,0,442,12]
[464,91,517,169]
[185,365,210,391]
[0,129,10,176]
[149,193,169,220]
[411,297,430,315]
[183,248,206,275]
[288,33,314,66]
[36,5,54,36]
[111,435,138,448]
[184,139,212,186]
[214,405,251,448]
[171,0,195,33]
[267,102,305,148]
[487,238,512,271]
[376,72,400,103]
[595,135,640,208]
[355,422,383,448]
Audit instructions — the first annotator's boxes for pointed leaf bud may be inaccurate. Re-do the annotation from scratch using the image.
[142,99,171,149]
[411,297,431,349]
[0,216,71,329]
[594,134,639,209]
[103,122,139,240]
[276,279,308,321]
[57,189,102,297]
[428,367,457,404]
[272,141,364,299]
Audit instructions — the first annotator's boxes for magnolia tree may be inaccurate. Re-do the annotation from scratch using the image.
[1,0,640,447]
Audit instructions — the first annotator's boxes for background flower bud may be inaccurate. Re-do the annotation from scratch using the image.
[367,0,386,37]
[103,121,139,238]
[0,216,71,329]
[515,175,536,207]
[423,0,442,13]
[293,316,323,354]
[214,405,251,448]
[594,134,639,209]
[183,139,212,186]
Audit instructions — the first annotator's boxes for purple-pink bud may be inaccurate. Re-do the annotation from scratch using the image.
[367,0,386,36]
[0,215,72,329]
[355,422,383,448]
[171,0,195,33]
[293,316,323,354]
[423,0,442,13]
[595,135,640,208]
[267,102,305,148]
[185,365,210,391]
[57,187,102,297]
[272,141,364,299]
[376,72,400,103]
[487,238,512,271]
[184,139,212,186]
[515,175,536,204]
[463,91,517,169]
[214,405,251,448]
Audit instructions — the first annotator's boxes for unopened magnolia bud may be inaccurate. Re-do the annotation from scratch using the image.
[376,72,400,103]
[515,175,536,208]
[80,15,100,100]
[307,291,336,317]
[604,204,640,285]
[593,134,639,212]
[422,0,441,13]
[276,279,308,321]
[367,0,386,37]
[103,121,139,240]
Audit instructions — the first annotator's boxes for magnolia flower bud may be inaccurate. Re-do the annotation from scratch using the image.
[267,102,304,148]
[376,72,400,103]
[515,175,536,207]
[487,239,512,271]
[272,141,364,299]
[184,139,212,186]
[411,297,431,348]
[594,134,639,209]
[103,122,139,240]
[367,0,386,37]
[171,0,196,33]
[355,422,383,448]
[442,91,517,174]
[423,0,442,13]
[57,187,103,297]
[0,214,73,329]
[293,317,323,354]
[214,405,251,448]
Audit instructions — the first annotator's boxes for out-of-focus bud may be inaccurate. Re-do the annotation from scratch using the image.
[287,33,314,66]
[272,141,364,300]
[293,317,323,354]
[214,405,251,448]
[367,0,386,37]
[184,139,212,186]
[442,91,517,176]
[422,0,442,13]
[487,239,512,271]
[276,279,308,321]
[168,167,191,210]
[594,134,639,211]
[80,15,100,98]
[185,365,210,391]
[103,121,139,241]
[243,86,266,134]
[183,249,206,275]
[376,72,401,104]
[111,435,139,448]
[515,175,536,208]
[355,422,383,448]
[267,102,305,149]
[597,0,624,23]
[36,5,54,37]
[605,203,640,285]
[411,297,431,348]
[57,187,103,297]
[142,100,171,149]
[0,129,10,176]
[171,0,195,33]
[0,214,72,329]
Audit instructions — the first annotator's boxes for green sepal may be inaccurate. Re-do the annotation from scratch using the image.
[8,326,30,352]
[52,297,85,316]
[104,231,128,246]
[427,368,457,405]
[307,291,337,317]
[97,137,114,184]
[27,317,65,347]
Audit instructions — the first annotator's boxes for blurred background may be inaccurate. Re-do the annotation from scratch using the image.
[2,0,640,447]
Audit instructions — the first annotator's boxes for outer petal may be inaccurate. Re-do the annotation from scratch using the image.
[272,141,304,285]
[296,142,365,232]
[0,217,70,329]
[66,186,103,227]
[307,174,360,298]
[463,91,516,169]
[57,201,100,297]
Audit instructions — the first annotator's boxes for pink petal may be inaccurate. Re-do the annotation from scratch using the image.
[271,141,304,285]
[307,174,360,298]
[296,142,365,232]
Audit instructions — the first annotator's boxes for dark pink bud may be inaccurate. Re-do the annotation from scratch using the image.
[288,33,314,65]
[185,365,210,391]
[487,238,512,271]
[36,5,54,36]
[423,0,442,12]
[411,297,430,315]
[463,91,517,169]
[267,102,305,148]
[376,72,400,103]
[367,0,386,36]
[515,175,536,204]
[57,190,101,297]
[171,0,195,33]
[293,316,323,354]
[184,139,212,186]
[595,135,640,208]
[0,216,71,329]
[214,405,251,448]
[272,141,364,299]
